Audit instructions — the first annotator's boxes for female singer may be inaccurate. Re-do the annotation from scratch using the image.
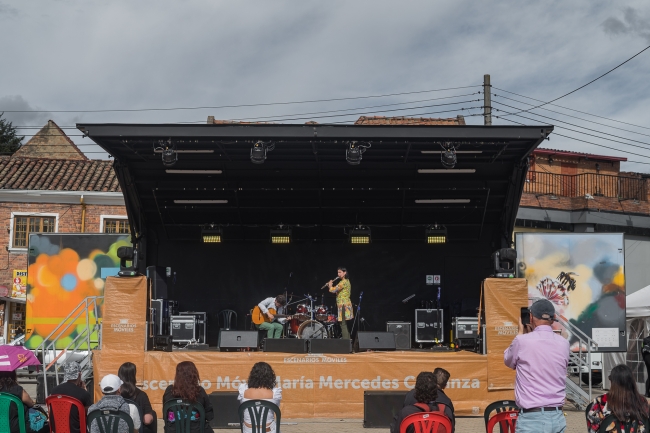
[328,267,353,339]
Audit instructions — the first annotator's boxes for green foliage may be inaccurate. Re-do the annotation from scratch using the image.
[0,112,24,154]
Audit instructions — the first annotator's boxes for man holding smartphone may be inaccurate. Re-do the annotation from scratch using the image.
[504,299,569,433]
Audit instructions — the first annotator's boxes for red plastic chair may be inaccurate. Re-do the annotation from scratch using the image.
[46,394,87,433]
[486,410,518,433]
[399,411,452,433]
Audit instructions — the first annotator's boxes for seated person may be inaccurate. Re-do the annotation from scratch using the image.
[88,374,141,433]
[163,361,214,433]
[119,362,156,433]
[0,370,48,433]
[404,368,455,431]
[238,362,282,433]
[391,372,454,433]
[51,361,94,433]
[587,364,649,433]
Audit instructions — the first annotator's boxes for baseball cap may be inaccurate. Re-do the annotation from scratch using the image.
[63,361,81,381]
[100,374,123,394]
[530,299,557,321]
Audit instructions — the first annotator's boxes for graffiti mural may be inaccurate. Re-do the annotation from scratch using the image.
[25,234,131,349]
[515,233,626,352]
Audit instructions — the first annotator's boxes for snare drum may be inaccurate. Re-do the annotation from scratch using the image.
[315,305,328,321]
[295,304,310,322]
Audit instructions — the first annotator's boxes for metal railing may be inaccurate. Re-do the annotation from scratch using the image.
[34,296,103,398]
[525,171,647,200]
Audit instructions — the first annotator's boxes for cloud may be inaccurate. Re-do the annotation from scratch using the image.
[0,95,51,127]
[0,2,18,17]
[602,7,650,43]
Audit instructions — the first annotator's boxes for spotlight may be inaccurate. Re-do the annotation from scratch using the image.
[202,227,222,243]
[438,141,458,169]
[426,225,447,244]
[251,141,274,164]
[270,227,291,244]
[349,226,371,244]
[346,141,371,165]
[117,246,139,276]
[161,140,177,167]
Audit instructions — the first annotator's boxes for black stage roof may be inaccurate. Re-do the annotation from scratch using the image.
[78,123,552,247]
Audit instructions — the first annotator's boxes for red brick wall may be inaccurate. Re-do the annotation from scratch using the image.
[0,202,127,288]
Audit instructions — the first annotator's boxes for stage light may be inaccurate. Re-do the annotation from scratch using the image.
[417,169,476,174]
[349,226,371,244]
[251,141,275,164]
[426,225,447,244]
[346,142,362,165]
[161,141,177,167]
[441,148,457,169]
[202,227,222,243]
[270,227,291,244]
[117,246,139,276]
[166,170,222,174]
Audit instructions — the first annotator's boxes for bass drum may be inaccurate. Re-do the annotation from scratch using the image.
[297,320,328,339]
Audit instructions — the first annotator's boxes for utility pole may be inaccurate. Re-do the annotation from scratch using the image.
[483,74,492,126]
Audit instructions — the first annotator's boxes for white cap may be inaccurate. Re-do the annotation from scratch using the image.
[100,374,123,394]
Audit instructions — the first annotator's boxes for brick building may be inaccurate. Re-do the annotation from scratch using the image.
[0,121,127,343]
[515,148,650,295]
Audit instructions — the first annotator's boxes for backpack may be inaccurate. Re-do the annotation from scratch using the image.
[413,402,450,433]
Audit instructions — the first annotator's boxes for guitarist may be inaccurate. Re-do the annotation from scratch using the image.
[256,295,287,339]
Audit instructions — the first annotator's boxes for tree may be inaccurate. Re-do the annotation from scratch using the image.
[0,112,24,154]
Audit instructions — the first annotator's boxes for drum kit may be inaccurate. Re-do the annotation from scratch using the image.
[286,298,339,339]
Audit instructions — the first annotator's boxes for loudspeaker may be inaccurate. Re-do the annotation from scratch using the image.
[219,330,258,351]
[263,338,307,353]
[309,339,351,354]
[147,266,168,299]
[208,392,240,428]
[153,335,173,352]
[363,391,408,428]
[386,322,411,350]
[357,332,396,351]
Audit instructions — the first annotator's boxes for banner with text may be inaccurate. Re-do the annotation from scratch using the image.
[101,276,147,352]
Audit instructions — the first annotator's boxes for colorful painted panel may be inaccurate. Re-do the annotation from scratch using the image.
[25,233,131,349]
[515,233,626,352]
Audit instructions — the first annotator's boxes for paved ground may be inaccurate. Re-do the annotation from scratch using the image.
[23,379,589,432]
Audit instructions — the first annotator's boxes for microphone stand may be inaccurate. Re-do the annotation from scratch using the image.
[436,287,442,344]
[350,291,364,338]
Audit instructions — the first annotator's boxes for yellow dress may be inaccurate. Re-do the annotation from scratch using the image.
[329,279,353,321]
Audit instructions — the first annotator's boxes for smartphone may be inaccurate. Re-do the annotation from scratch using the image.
[521,307,531,326]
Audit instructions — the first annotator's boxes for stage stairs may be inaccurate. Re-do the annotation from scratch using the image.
[557,314,596,410]
[34,296,103,399]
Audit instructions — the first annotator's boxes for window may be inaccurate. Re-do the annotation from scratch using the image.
[13,216,56,247]
[104,219,130,234]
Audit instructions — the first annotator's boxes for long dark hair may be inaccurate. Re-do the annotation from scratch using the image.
[607,364,649,422]
[338,267,350,281]
[247,362,276,390]
[0,370,17,390]
[172,361,202,403]
[118,362,138,399]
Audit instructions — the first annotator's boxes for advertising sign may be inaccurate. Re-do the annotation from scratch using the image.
[12,270,27,299]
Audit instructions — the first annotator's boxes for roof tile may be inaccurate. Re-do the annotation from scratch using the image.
[354,115,466,125]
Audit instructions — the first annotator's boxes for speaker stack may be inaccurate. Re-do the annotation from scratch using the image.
[386,322,411,350]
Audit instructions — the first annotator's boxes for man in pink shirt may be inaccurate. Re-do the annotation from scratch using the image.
[504,299,569,433]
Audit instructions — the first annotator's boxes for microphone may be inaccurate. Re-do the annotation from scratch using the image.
[320,276,341,290]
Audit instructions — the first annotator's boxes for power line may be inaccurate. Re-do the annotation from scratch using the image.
[493,87,650,131]
[498,43,650,117]
[0,85,480,114]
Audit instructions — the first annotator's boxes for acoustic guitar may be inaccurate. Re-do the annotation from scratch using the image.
[251,306,295,325]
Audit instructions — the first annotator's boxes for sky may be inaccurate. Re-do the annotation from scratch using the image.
[1,1,649,171]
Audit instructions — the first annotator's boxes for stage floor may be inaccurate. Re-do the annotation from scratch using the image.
[94,349,515,418]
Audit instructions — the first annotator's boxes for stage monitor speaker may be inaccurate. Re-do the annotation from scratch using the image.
[147,266,168,299]
[263,338,307,353]
[358,332,396,351]
[492,248,517,277]
[363,391,408,428]
[386,322,411,350]
[208,392,239,428]
[309,338,351,354]
[219,330,258,352]
[153,335,173,352]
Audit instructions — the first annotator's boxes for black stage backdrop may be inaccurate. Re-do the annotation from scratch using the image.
[151,236,492,347]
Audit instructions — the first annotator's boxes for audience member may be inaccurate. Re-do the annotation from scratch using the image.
[238,362,282,433]
[404,367,455,416]
[0,370,48,433]
[391,372,454,433]
[88,374,141,433]
[587,364,649,433]
[119,362,156,433]
[50,361,93,433]
[162,361,214,433]
[504,299,569,433]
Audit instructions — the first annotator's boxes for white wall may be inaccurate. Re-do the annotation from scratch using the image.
[625,235,650,296]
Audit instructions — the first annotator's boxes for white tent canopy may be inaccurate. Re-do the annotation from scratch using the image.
[627,284,650,318]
